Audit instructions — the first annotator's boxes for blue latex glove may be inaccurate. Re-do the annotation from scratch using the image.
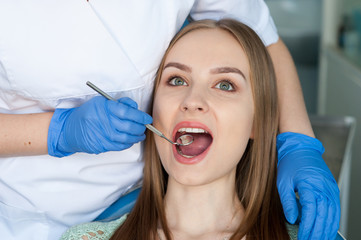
[277,132,340,240]
[48,96,152,157]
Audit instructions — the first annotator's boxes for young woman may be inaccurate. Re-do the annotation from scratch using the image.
[61,18,296,240]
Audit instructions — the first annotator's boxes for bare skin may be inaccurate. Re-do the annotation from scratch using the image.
[268,39,315,137]
[0,38,314,157]
[0,112,52,156]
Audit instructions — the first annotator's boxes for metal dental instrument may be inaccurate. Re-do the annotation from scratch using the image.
[144,124,194,146]
[86,81,194,146]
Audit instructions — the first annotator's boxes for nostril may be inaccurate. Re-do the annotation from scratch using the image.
[180,99,207,112]
[182,106,204,111]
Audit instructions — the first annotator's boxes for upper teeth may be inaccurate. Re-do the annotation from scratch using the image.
[177,128,207,133]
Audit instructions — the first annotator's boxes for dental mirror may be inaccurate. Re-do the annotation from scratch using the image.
[145,124,194,146]
[86,81,194,147]
[176,134,194,146]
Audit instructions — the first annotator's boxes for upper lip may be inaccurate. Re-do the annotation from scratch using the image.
[172,121,212,140]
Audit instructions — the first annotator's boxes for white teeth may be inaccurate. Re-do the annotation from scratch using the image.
[177,128,207,133]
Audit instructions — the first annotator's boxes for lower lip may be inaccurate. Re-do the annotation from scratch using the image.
[172,143,212,165]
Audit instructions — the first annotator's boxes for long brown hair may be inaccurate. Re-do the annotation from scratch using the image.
[111,19,288,240]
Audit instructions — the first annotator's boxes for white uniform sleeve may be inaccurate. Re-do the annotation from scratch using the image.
[189,0,279,46]
[0,61,7,81]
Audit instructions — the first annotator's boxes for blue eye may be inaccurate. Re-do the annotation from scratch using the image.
[215,81,234,91]
[168,77,187,86]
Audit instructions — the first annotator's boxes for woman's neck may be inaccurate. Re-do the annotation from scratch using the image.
[162,176,244,239]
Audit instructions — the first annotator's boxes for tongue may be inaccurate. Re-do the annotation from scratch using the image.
[177,133,212,157]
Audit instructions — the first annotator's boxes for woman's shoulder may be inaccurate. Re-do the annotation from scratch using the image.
[60,214,127,240]
[286,223,299,240]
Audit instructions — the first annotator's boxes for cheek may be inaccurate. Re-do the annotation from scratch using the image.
[152,88,177,120]
[216,119,252,168]
[218,101,254,147]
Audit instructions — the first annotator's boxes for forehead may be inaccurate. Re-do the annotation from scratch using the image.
[165,28,250,71]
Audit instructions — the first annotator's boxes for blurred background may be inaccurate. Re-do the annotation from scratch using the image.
[265,0,361,238]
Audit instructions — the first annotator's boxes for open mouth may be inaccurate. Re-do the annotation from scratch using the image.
[175,127,213,158]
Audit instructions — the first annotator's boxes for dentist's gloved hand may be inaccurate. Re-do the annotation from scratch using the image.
[277,132,340,240]
[48,96,152,157]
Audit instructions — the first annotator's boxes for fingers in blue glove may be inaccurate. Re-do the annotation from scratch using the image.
[118,97,139,109]
[100,97,152,146]
[107,98,152,140]
[278,187,299,224]
[107,129,147,145]
[94,132,144,152]
[326,196,340,240]
[108,98,152,126]
[297,186,317,240]
[309,197,328,240]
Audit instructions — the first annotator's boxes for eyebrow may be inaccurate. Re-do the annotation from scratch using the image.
[210,67,246,79]
[164,62,192,73]
[164,62,246,80]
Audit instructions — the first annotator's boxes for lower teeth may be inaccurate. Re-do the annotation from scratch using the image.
[176,146,195,158]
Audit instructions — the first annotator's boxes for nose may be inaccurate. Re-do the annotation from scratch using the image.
[180,88,209,113]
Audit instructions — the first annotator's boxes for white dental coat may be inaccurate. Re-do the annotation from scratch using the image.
[0,1,278,239]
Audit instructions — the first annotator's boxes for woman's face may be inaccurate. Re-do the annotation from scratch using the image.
[152,28,254,186]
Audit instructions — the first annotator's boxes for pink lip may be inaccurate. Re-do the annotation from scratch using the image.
[172,121,213,165]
